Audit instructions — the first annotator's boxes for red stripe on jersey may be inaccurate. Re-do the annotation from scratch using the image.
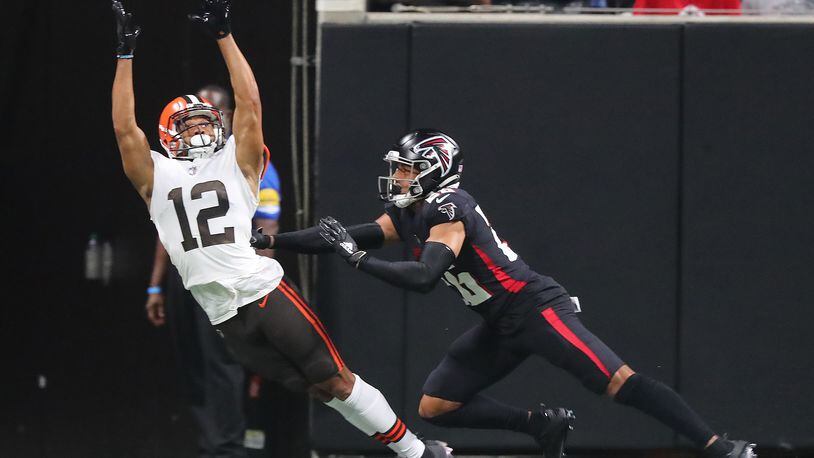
[277,282,346,370]
[542,308,610,378]
[472,244,527,293]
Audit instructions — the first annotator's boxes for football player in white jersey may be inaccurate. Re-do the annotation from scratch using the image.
[110,1,451,457]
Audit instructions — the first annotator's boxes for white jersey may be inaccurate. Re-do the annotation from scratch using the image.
[149,136,283,324]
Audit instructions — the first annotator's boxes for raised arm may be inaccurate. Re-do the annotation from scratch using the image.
[111,1,152,204]
[189,0,264,184]
[219,35,263,177]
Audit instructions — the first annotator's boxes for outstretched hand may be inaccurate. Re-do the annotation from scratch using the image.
[188,0,232,39]
[250,227,272,249]
[111,1,140,58]
[318,217,368,267]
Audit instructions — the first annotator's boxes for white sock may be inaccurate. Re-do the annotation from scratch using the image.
[325,373,426,458]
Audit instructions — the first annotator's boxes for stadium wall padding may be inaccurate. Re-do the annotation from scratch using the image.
[679,23,814,447]
[312,24,413,451]
[313,21,814,453]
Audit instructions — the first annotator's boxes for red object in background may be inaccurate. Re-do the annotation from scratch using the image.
[248,374,263,399]
[633,0,741,14]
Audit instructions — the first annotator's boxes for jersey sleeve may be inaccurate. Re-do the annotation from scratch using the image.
[383,203,402,235]
[424,189,475,229]
[255,161,281,221]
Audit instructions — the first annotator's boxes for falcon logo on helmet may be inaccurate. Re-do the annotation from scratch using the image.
[378,129,464,208]
[414,136,455,177]
[158,95,226,160]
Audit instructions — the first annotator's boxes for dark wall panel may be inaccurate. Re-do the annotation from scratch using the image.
[402,23,682,450]
[681,24,814,448]
[316,20,814,455]
[312,24,412,452]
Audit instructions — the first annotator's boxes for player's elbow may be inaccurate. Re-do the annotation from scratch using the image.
[237,92,262,114]
[246,97,262,115]
[113,117,144,149]
[113,119,138,140]
[409,275,440,294]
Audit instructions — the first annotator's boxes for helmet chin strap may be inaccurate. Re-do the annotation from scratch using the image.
[392,175,425,208]
[393,194,419,208]
[391,169,459,208]
[188,133,216,158]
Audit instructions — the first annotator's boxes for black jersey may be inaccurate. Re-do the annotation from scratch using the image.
[384,187,567,331]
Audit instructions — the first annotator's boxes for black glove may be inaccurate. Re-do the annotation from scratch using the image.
[318,217,368,267]
[111,1,140,58]
[250,227,272,249]
[188,0,232,40]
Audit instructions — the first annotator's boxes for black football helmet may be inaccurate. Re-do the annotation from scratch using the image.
[378,129,464,208]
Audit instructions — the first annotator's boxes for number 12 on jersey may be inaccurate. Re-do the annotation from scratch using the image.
[168,180,235,252]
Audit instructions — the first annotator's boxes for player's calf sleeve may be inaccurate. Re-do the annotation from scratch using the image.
[423,394,534,434]
[614,373,716,448]
[325,374,425,458]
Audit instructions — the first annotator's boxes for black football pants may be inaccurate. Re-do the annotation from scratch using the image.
[423,297,625,401]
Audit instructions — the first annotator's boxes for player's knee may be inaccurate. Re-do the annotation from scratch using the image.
[418,395,460,419]
[308,385,333,402]
[311,377,351,401]
[608,365,637,399]
[281,376,310,394]
[326,378,354,400]
[313,368,356,400]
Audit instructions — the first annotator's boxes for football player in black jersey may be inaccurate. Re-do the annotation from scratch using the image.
[251,129,756,458]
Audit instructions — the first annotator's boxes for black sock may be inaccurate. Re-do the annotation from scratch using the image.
[423,394,534,433]
[524,410,549,436]
[614,373,716,448]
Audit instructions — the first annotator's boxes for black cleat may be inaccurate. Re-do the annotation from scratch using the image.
[534,405,576,458]
[705,437,758,458]
[728,440,758,457]
[421,439,453,458]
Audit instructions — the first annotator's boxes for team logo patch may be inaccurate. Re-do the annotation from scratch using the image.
[187,166,198,176]
[438,202,457,220]
[413,135,455,176]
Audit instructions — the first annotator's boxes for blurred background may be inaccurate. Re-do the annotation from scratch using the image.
[2,0,813,457]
